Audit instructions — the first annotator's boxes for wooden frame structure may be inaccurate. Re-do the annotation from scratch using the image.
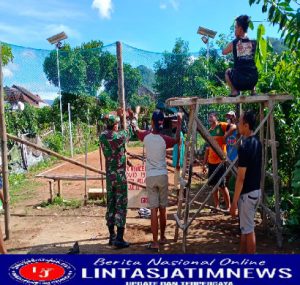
[166,94,293,253]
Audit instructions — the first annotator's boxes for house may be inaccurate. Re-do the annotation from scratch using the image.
[4,85,49,109]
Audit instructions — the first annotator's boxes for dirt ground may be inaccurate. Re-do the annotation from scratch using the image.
[1,146,300,254]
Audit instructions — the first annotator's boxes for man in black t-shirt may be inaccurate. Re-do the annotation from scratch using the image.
[230,110,262,254]
[223,15,258,96]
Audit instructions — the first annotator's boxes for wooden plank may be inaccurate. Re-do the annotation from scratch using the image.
[268,101,283,248]
[195,117,226,161]
[36,175,105,181]
[181,107,235,173]
[166,94,293,107]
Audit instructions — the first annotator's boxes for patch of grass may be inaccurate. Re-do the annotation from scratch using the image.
[87,197,106,206]
[9,173,42,204]
[8,140,99,206]
[128,140,144,148]
[40,196,82,209]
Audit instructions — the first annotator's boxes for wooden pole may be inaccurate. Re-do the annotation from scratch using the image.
[268,100,283,248]
[174,104,195,242]
[84,141,88,206]
[48,180,54,203]
[262,118,270,230]
[116,41,126,129]
[7,134,146,189]
[57,180,62,197]
[182,104,199,252]
[68,103,73,157]
[260,103,267,228]
[0,43,10,239]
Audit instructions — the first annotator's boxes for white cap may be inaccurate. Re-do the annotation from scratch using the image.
[226,111,236,117]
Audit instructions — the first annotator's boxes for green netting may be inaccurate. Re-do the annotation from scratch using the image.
[2,40,235,126]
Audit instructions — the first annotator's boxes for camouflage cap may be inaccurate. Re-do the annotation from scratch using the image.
[103,114,120,126]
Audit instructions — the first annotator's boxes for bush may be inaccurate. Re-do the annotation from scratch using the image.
[292,160,300,196]
[44,133,63,153]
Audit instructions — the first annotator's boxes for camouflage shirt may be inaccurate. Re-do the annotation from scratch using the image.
[99,127,133,175]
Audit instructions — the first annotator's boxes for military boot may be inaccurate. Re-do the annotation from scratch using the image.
[108,225,116,245]
[114,227,130,248]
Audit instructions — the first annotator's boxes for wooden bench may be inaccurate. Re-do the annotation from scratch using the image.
[36,174,105,202]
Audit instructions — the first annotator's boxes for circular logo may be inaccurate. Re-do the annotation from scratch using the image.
[9,258,76,284]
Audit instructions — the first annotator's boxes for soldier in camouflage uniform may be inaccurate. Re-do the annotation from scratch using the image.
[99,114,133,248]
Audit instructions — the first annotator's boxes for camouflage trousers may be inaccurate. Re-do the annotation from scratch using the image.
[106,173,128,228]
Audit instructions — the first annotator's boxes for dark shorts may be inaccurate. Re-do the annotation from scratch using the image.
[208,163,226,188]
[229,68,258,91]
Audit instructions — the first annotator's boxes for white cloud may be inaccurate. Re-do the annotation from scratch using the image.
[188,55,198,65]
[2,62,20,79]
[160,0,180,11]
[160,3,167,10]
[92,0,113,19]
[19,8,84,21]
[37,91,59,100]
[3,67,13,78]
[0,22,80,45]
[169,0,179,10]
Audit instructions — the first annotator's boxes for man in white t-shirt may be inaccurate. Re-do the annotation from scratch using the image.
[136,110,182,251]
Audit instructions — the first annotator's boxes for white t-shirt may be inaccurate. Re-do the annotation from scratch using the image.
[144,133,168,177]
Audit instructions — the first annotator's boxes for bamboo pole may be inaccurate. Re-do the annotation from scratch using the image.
[116,41,126,129]
[268,100,283,248]
[0,44,10,239]
[174,104,195,242]
[182,103,199,252]
[7,134,146,189]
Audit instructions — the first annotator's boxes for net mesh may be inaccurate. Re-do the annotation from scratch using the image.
[2,41,233,126]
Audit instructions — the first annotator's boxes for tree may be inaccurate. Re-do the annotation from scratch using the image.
[43,40,141,112]
[1,43,13,65]
[256,48,300,187]
[154,38,190,101]
[43,40,115,98]
[137,65,155,91]
[249,0,300,50]
[104,63,142,103]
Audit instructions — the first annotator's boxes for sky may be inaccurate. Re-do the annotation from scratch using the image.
[0,0,288,100]
[0,0,284,53]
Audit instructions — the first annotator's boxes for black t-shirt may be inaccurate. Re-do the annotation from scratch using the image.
[232,37,257,72]
[238,135,262,194]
